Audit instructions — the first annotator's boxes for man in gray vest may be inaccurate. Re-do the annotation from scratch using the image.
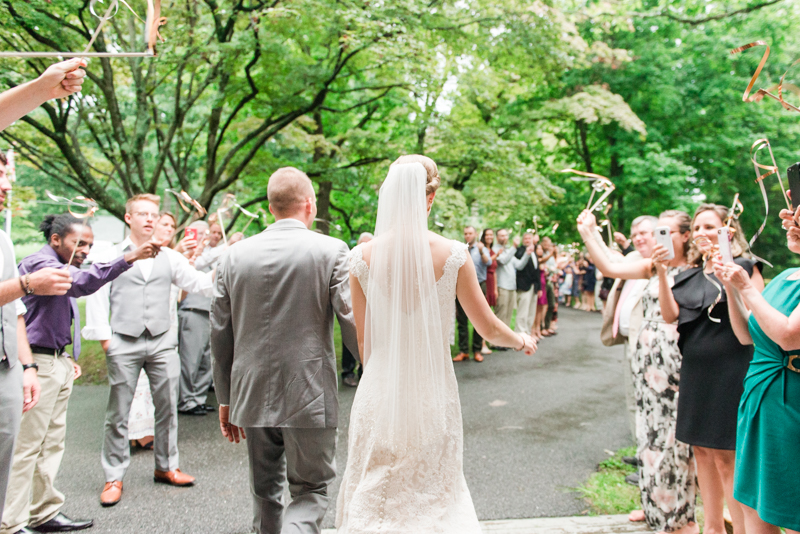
[0,152,74,524]
[211,167,358,534]
[83,194,215,507]
[177,221,241,416]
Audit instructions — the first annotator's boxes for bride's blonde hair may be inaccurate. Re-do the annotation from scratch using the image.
[391,155,441,195]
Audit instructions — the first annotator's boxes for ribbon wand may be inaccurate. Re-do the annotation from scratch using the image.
[560,169,616,212]
[45,191,99,269]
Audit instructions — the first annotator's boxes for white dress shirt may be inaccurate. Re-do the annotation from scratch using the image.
[82,237,214,340]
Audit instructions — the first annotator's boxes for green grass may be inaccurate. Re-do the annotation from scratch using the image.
[71,299,346,386]
[577,446,640,515]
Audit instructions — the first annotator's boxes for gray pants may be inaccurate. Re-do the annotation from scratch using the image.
[103,331,180,482]
[0,362,22,522]
[246,427,336,534]
[177,309,213,411]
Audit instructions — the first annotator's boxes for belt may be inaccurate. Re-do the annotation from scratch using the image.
[29,345,64,357]
[787,355,800,373]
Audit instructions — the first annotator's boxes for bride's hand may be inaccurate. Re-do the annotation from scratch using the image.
[518,333,537,356]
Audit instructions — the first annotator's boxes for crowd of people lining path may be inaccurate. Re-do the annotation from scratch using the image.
[0,58,797,534]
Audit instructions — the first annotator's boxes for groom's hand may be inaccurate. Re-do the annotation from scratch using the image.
[219,405,246,443]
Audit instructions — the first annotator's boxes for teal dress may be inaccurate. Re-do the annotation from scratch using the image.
[734,268,800,530]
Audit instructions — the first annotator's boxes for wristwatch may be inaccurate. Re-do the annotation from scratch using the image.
[22,363,38,372]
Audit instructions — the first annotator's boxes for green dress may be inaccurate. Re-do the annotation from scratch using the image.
[734,268,800,530]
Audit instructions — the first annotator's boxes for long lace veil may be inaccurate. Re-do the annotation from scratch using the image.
[364,162,449,453]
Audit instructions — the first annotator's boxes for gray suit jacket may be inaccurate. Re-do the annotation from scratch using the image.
[210,218,359,429]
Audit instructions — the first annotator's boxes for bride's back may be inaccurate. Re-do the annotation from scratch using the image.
[357,230,458,284]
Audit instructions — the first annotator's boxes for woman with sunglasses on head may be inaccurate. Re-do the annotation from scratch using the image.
[578,208,698,534]
[657,204,762,534]
[714,205,800,534]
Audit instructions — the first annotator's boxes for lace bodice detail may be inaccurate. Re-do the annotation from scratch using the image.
[338,239,480,533]
[349,240,468,307]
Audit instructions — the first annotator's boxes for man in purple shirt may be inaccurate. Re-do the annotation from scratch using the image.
[1,214,157,534]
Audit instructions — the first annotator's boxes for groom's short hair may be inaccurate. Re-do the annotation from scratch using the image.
[267,167,314,216]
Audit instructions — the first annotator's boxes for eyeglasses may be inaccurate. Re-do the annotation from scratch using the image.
[132,211,159,219]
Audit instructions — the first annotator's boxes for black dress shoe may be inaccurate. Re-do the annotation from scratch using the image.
[201,404,215,412]
[32,512,93,532]
[342,375,359,387]
[625,473,640,486]
[622,456,639,466]
[178,406,207,416]
[15,527,35,534]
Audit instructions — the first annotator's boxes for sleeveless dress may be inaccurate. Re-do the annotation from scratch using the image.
[336,241,481,534]
[734,268,800,530]
[633,268,696,532]
[670,258,757,449]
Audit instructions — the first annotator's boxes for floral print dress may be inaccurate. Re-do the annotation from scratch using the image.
[633,268,696,532]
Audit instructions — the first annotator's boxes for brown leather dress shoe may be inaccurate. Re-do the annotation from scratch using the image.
[474,352,484,362]
[100,481,123,507]
[154,468,195,486]
[452,352,469,362]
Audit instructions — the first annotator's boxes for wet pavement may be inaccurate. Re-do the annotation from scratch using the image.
[50,307,632,533]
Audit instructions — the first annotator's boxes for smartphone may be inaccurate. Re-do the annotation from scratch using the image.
[788,163,800,209]
[184,227,198,241]
[717,227,734,264]
[655,226,675,260]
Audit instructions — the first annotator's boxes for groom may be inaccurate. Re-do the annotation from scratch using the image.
[211,167,359,534]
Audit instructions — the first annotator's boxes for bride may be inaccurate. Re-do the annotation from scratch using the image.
[336,155,537,533]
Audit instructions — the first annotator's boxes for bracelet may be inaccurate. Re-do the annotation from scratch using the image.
[19,274,33,295]
[516,334,525,351]
[22,362,38,372]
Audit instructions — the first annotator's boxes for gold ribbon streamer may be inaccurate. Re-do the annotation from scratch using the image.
[730,41,800,113]
[165,189,206,217]
[560,169,616,212]
[748,138,790,267]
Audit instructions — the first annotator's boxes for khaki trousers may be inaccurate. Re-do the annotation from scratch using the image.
[1,353,73,534]
[496,288,516,328]
[515,287,537,335]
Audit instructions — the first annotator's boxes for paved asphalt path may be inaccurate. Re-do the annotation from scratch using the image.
[52,307,632,533]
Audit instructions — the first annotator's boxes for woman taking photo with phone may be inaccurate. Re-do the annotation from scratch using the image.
[714,206,800,534]
[658,204,762,534]
[577,209,698,534]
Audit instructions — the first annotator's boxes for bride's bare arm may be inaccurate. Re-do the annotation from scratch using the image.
[455,259,536,355]
[349,272,367,366]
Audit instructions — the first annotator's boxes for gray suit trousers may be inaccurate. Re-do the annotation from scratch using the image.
[0,362,23,521]
[246,427,336,534]
[177,309,213,411]
[102,331,180,481]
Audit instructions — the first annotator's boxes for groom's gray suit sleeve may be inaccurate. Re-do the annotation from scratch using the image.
[210,251,234,406]
[331,242,359,362]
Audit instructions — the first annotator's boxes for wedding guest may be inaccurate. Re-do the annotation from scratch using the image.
[714,205,800,534]
[560,258,575,307]
[657,204,760,534]
[493,229,532,336]
[582,254,597,311]
[453,226,491,362]
[0,59,86,132]
[541,237,558,335]
[0,154,73,525]
[599,215,658,449]
[572,255,585,308]
[533,244,548,340]
[83,195,215,506]
[514,232,540,337]
[579,209,698,534]
[342,232,373,387]
[480,229,498,354]
[178,220,240,415]
[128,212,180,449]
[2,214,157,534]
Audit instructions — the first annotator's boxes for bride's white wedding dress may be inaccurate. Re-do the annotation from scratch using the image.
[335,163,481,534]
